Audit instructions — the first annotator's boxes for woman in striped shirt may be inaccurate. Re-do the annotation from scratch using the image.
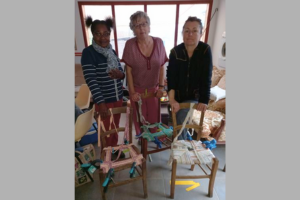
[81,16,125,149]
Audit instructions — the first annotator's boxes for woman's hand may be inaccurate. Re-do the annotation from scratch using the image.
[130,92,141,102]
[155,89,164,99]
[169,99,180,113]
[108,69,124,79]
[95,103,108,119]
[196,103,207,113]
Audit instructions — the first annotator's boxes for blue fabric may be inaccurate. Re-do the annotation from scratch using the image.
[79,122,98,146]
[153,137,162,148]
[75,147,84,152]
[202,139,217,150]
[186,133,193,141]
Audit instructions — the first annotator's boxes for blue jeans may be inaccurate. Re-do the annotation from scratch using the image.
[176,100,198,140]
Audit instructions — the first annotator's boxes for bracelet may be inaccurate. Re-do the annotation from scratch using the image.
[159,84,164,88]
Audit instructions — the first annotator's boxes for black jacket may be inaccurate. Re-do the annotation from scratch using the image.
[167,42,213,104]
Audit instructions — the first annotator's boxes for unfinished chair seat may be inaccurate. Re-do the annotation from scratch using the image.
[169,103,219,199]
[97,106,147,200]
[135,100,173,162]
[169,140,216,165]
[100,144,143,173]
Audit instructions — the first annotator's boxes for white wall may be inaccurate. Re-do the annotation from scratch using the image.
[211,0,226,68]
[75,0,225,65]
[207,0,219,50]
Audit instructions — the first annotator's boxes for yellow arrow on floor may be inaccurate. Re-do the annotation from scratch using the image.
[169,180,200,191]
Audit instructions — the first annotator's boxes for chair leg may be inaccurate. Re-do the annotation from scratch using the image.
[190,164,195,171]
[208,158,219,197]
[99,172,106,200]
[170,159,177,199]
[142,139,148,162]
[223,164,226,172]
[142,159,148,198]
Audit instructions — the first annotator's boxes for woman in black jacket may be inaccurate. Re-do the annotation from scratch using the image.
[167,16,213,140]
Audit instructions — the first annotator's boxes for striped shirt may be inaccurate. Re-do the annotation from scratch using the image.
[81,45,124,104]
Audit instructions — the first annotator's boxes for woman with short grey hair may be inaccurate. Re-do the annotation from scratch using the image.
[122,11,168,137]
[129,11,151,32]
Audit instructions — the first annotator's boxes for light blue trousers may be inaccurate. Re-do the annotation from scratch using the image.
[176,100,198,140]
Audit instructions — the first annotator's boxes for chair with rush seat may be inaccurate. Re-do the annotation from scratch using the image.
[169,103,219,198]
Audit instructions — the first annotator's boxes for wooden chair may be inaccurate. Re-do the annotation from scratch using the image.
[75,84,91,110]
[135,101,173,162]
[98,105,147,200]
[170,103,219,198]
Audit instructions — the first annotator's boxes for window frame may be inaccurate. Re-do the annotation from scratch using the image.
[78,0,213,59]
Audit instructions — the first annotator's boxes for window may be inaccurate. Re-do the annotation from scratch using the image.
[177,4,208,45]
[78,1,213,59]
[114,5,144,58]
[83,5,115,49]
[147,5,176,56]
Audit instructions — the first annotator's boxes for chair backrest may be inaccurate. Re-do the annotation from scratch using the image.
[98,106,133,149]
[171,103,205,141]
[75,84,91,110]
[75,106,94,142]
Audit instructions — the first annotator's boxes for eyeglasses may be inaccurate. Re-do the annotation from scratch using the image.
[94,31,110,37]
[183,29,200,35]
[133,22,148,29]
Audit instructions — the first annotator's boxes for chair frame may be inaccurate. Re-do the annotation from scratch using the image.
[170,103,219,198]
[135,101,173,162]
[98,106,147,200]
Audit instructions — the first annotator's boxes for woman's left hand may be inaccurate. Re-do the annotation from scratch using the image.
[155,89,164,99]
[196,103,207,113]
[108,69,124,79]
